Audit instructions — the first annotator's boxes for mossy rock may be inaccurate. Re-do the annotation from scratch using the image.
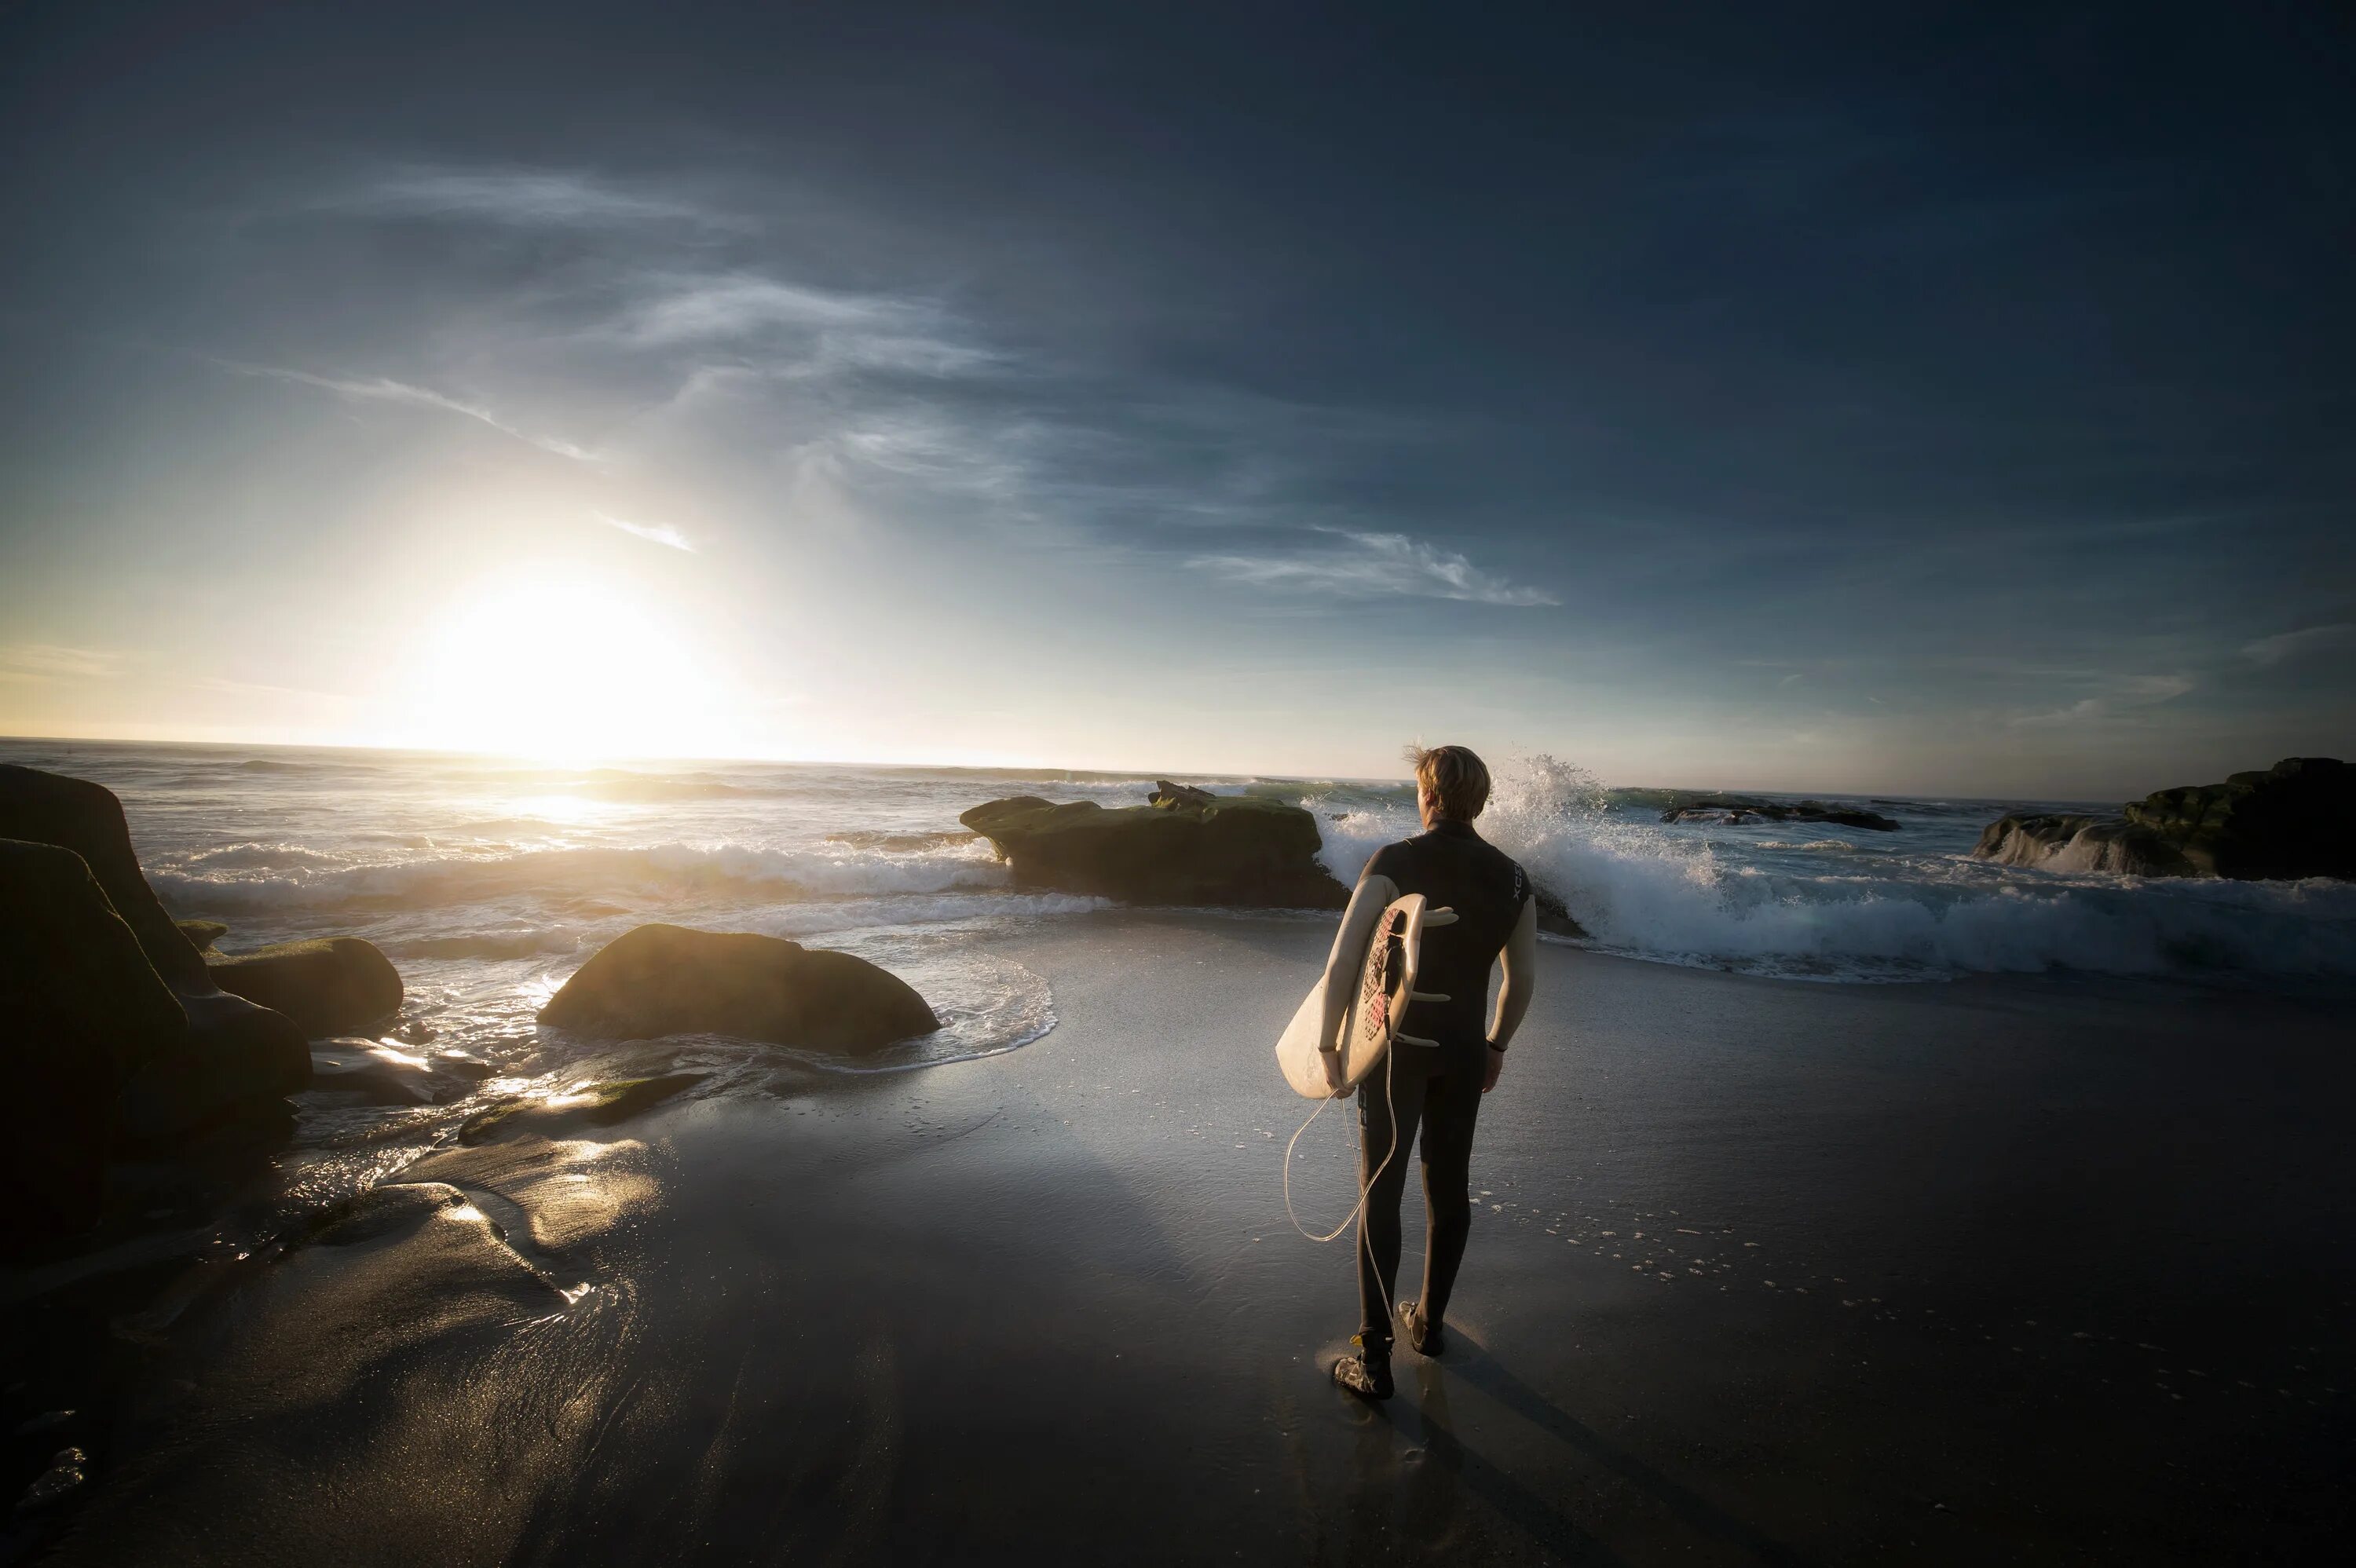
[960,795,1349,908]
[208,938,404,1038]
[2121,757,2354,879]
[539,924,938,1051]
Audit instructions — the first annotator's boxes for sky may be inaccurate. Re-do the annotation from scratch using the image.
[0,1,2350,797]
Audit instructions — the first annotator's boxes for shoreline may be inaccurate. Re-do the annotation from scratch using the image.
[18,919,2353,1563]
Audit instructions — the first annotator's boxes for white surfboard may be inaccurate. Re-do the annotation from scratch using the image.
[1275,893,1455,1099]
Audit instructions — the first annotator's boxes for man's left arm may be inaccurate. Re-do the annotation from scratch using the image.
[1483,897,1538,1093]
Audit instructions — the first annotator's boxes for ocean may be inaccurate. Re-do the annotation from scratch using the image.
[9,739,2353,1087]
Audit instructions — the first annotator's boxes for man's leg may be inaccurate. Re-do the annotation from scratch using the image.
[1355,1050,1432,1348]
[1414,1049,1485,1332]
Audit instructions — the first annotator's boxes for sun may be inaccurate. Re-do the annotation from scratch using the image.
[402,567,735,762]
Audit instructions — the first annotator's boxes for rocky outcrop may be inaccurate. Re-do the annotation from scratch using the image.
[1149,780,1219,810]
[1970,814,2194,877]
[1660,797,1901,832]
[0,839,188,1250]
[1971,758,2354,881]
[539,923,938,1051]
[0,766,309,1165]
[177,919,229,954]
[210,938,404,1037]
[961,795,1350,908]
[2122,757,2354,880]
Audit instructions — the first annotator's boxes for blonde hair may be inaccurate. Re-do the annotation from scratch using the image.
[1406,744,1491,821]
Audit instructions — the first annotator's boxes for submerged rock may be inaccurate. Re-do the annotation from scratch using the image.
[961,795,1350,908]
[1971,814,2193,876]
[1971,758,2354,881]
[458,1072,710,1146]
[210,937,404,1037]
[306,1040,445,1106]
[1659,796,1901,832]
[539,923,939,1051]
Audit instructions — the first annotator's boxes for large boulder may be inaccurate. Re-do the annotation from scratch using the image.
[960,795,1350,908]
[2123,757,2355,880]
[1970,758,2354,882]
[1971,814,2194,876]
[210,938,404,1037]
[0,839,188,1251]
[538,924,938,1052]
[0,766,310,1148]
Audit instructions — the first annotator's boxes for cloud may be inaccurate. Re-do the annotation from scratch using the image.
[227,364,598,462]
[1187,530,1557,607]
[2242,623,2354,667]
[0,643,119,682]
[595,511,695,552]
[2008,673,2193,728]
[332,169,725,230]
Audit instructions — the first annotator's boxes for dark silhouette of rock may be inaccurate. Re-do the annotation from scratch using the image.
[1533,886,1590,939]
[2124,757,2354,879]
[0,839,186,1251]
[210,938,404,1037]
[1970,814,2194,876]
[176,919,229,953]
[1970,758,2353,881]
[1149,780,1219,810]
[0,766,309,1156]
[1659,797,1901,832]
[961,795,1350,908]
[539,923,938,1051]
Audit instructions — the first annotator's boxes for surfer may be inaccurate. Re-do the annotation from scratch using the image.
[1324,744,1537,1400]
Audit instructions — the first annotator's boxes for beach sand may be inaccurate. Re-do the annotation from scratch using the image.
[36,916,2356,1563]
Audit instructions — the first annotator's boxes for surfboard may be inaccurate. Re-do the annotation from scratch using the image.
[1275,893,1450,1099]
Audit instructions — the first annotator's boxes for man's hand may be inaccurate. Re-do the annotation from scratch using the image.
[1323,1048,1352,1099]
[1481,1044,1505,1094]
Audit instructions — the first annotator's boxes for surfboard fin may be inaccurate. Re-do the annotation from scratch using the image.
[1394,1032,1440,1048]
[1422,907,1460,926]
[1410,990,1451,1003]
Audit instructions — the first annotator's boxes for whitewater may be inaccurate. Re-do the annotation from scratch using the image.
[9,740,2352,1075]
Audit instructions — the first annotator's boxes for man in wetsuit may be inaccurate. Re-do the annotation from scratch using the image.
[1320,744,1538,1399]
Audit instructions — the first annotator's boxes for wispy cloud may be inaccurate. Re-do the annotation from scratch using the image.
[2009,673,2193,728]
[1188,529,1557,607]
[331,169,726,230]
[0,643,119,682]
[2242,623,2354,667]
[595,511,695,552]
[225,364,598,462]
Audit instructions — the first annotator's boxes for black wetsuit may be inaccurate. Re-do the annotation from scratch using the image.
[1355,818,1530,1347]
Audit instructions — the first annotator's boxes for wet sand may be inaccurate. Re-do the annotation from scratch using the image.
[38,915,2356,1563]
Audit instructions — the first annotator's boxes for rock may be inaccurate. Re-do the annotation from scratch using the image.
[0,839,186,1252]
[209,938,404,1037]
[539,924,939,1051]
[1970,814,2193,876]
[1149,780,1219,810]
[2123,757,2354,880]
[0,766,310,1149]
[1970,758,2354,881]
[176,919,229,954]
[458,1073,709,1145]
[1533,886,1590,939]
[306,1040,441,1106]
[1659,796,1901,832]
[960,795,1350,908]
